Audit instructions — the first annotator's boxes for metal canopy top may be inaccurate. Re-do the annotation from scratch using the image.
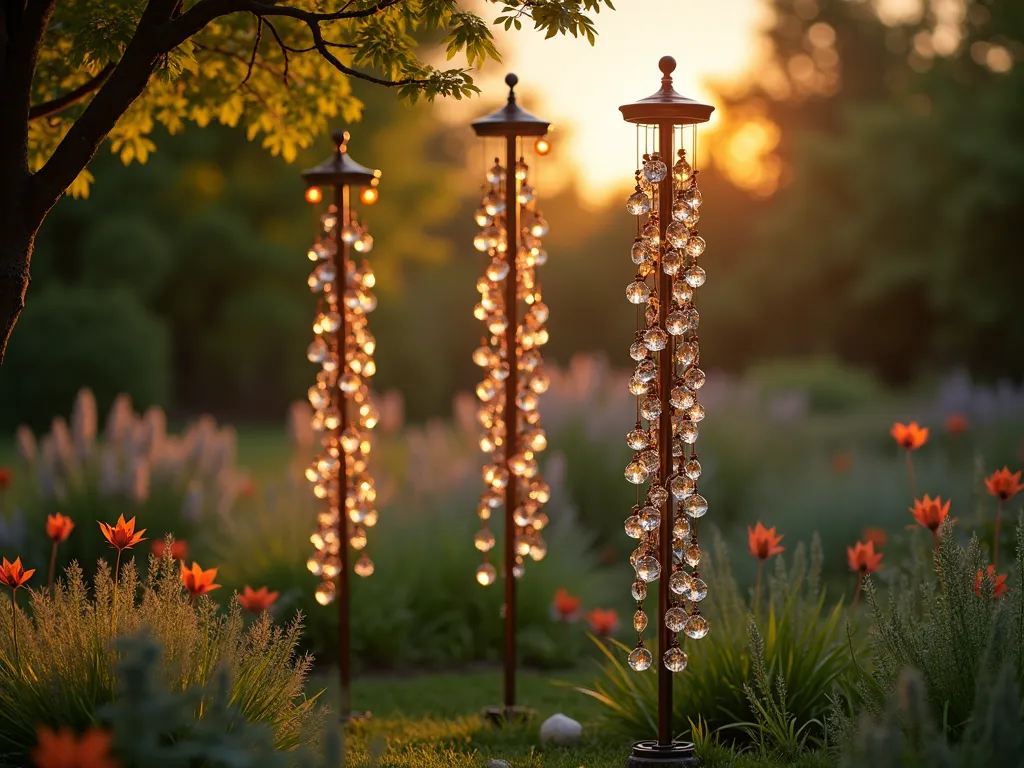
[472,74,551,138]
[301,131,381,187]
[619,56,715,126]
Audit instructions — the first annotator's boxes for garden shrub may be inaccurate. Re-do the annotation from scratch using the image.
[79,214,174,300]
[746,357,880,414]
[210,453,618,670]
[10,388,249,580]
[0,548,324,763]
[857,520,1024,740]
[0,287,169,431]
[578,532,857,743]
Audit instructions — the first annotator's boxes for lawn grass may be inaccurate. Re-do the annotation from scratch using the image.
[314,665,627,767]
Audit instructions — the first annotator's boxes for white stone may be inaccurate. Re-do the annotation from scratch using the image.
[486,760,511,768]
[539,713,582,746]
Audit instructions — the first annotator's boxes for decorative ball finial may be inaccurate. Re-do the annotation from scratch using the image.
[505,73,519,88]
[659,56,676,77]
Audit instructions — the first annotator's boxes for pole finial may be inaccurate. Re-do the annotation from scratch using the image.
[658,56,676,82]
[505,73,519,105]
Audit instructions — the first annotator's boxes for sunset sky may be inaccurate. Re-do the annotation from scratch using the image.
[460,0,772,204]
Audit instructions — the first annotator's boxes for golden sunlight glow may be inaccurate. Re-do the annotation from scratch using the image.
[447,0,769,206]
[711,106,783,197]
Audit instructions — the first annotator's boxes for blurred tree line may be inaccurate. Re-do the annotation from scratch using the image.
[2,0,1020,429]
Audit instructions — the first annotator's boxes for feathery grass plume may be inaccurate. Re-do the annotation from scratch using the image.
[859,519,1024,740]
[577,531,857,743]
[15,388,248,580]
[0,545,324,763]
[15,426,36,467]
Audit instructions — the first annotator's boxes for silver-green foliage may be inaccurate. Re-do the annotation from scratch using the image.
[861,519,1024,739]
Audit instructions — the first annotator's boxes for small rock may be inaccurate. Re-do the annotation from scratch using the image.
[539,713,582,746]
[486,760,511,768]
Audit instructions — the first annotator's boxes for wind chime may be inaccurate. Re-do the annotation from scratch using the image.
[619,57,714,766]
[470,74,553,721]
[301,130,382,720]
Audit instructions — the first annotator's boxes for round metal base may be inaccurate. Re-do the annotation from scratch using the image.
[482,705,535,726]
[339,710,371,724]
[626,740,697,767]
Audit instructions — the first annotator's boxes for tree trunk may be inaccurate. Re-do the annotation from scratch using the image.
[0,174,34,364]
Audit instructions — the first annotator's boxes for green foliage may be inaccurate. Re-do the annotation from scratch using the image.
[747,358,880,414]
[29,0,613,195]
[0,287,169,431]
[78,214,173,300]
[209,437,618,670]
[859,520,1024,740]
[11,388,248,581]
[0,549,324,764]
[98,633,341,768]
[576,533,857,743]
[839,666,1024,768]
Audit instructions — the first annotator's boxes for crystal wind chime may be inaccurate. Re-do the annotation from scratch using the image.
[300,130,381,719]
[620,57,715,766]
[470,152,553,589]
[470,74,553,720]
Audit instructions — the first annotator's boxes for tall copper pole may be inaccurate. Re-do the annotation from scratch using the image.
[620,57,714,767]
[472,74,551,722]
[302,131,381,721]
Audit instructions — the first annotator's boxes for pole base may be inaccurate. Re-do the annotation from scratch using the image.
[339,711,371,724]
[481,705,535,726]
[625,740,698,767]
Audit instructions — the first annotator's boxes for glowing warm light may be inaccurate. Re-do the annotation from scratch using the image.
[305,186,323,204]
[710,111,782,197]
[360,186,379,205]
[534,137,551,155]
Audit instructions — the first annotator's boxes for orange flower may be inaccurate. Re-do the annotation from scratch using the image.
[0,467,11,489]
[32,725,118,768]
[239,476,256,498]
[862,528,888,549]
[747,522,785,560]
[238,585,279,613]
[985,467,1024,502]
[551,587,582,621]
[151,539,189,561]
[891,422,928,450]
[975,566,1008,599]
[180,562,221,598]
[586,608,619,637]
[46,513,75,544]
[98,515,146,551]
[945,414,968,435]
[910,494,950,533]
[831,453,852,474]
[847,541,883,574]
[0,557,35,590]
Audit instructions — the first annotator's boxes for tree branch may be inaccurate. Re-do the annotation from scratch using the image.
[27,0,181,227]
[239,13,262,88]
[29,63,116,120]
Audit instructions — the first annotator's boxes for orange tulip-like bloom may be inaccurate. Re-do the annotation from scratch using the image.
[910,495,950,533]
[975,566,1008,599]
[586,608,619,637]
[0,557,35,590]
[152,539,189,561]
[847,541,883,574]
[747,522,785,560]
[46,513,75,544]
[891,422,929,450]
[551,587,582,622]
[98,515,146,551]
[180,562,221,598]
[862,527,888,549]
[239,585,280,613]
[32,725,118,768]
[985,467,1024,502]
[945,414,968,435]
[0,467,11,489]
